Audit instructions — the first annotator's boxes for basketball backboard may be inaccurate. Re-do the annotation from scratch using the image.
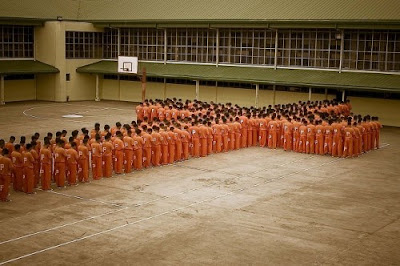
[118,56,138,74]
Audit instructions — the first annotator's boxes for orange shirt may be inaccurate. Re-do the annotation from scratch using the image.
[5,142,14,153]
[78,144,89,160]
[40,147,52,165]
[141,133,152,148]
[123,136,134,150]
[11,151,24,167]
[66,148,79,164]
[167,131,177,145]
[198,125,208,139]
[102,141,114,156]
[0,156,13,176]
[23,151,35,168]
[132,135,144,150]
[54,147,67,163]
[91,142,102,158]
[159,131,169,146]
[113,138,124,152]
[151,132,162,146]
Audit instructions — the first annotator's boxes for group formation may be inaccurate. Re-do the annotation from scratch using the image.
[0,98,382,202]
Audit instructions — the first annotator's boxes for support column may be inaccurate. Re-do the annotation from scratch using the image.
[163,78,167,100]
[215,81,218,102]
[255,84,259,108]
[308,87,312,101]
[272,84,276,106]
[0,75,5,105]
[342,90,346,102]
[95,74,100,101]
[195,80,200,100]
[324,88,328,100]
[141,67,147,102]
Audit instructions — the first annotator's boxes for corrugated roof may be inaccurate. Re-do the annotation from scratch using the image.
[77,61,400,92]
[0,0,399,23]
[0,60,59,75]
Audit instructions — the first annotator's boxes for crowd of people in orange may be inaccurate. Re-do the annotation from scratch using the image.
[0,98,382,202]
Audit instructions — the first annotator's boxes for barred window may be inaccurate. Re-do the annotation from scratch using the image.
[167,28,216,63]
[103,28,118,59]
[219,28,275,66]
[343,30,400,72]
[0,25,33,58]
[277,29,341,69]
[120,28,164,61]
[65,31,103,59]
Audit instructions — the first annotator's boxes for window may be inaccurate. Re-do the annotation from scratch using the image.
[65,31,103,59]
[167,28,217,63]
[277,29,341,69]
[343,30,400,72]
[219,28,275,65]
[120,28,164,61]
[103,28,118,59]
[0,25,33,58]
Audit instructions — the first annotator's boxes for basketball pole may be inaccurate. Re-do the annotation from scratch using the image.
[141,67,147,102]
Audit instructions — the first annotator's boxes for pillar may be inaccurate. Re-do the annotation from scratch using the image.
[342,90,346,102]
[215,81,218,102]
[0,75,4,105]
[255,84,259,107]
[308,87,312,101]
[163,78,167,100]
[195,80,200,100]
[95,74,100,101]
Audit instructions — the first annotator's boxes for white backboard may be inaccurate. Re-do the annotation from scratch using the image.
[118,56,138,74]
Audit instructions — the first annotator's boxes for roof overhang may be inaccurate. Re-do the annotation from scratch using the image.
[0,60,59,75]
[77,61,400,93]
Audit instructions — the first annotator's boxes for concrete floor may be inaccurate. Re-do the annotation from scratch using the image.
[0,101,399,265]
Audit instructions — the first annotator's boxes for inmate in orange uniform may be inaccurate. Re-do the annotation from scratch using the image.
[78,141,90,182]
[113,135,124,174]
[181,128,191,160]
[315,123,324,155]
[212,123,222,153]
[268,120,278,149]
[123,134,134,173]
[306,124,316,154]
[151,130,162,166]
[234,120,242,150]
[167,130,177,164]
[23,147,35,194]
[323,124,333,155]
[207,126,213,155]
[160,129,169,165]
[30,148,40,188]
[173,128,183,161]
[198,125,208,157]
[298,124,307,153]
[142,131,152,168]
[40,144,52,190]
[283,120,293,151]
[11,147,24,192]
[66,145,79,185]
[102,139,114,177]
[343,126,354,158]
[259,119,268,148]
[0,150,13,201]
[221,123,229,152]
[54,143,67,187]
[239,116,248,148]
[91,140,103,180]
[190,124,200,157]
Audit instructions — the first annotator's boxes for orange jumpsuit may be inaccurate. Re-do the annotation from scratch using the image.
[283,122,293,151]
[292,122,301,153]
[181,130,191,160]
[23,151,35,193]
[91,142,103,179]
[268,121,278,149]
[0,156,13,201]
[252,119,259,146]
[167,131,177,164]
[247,119,253,147]
[102,141,114,177]
[343,127,354,158]
[315,125,324,155]
[151,132,162,166]
[323,125,333,155]
[113,138,124,174]
[136,105,144,121]
[30,149,40,188]
[199,126,208,157]
[40,147,52,190]
[276,120,283,148]
[239,116,248,148]
[212,124,222,153]
[157,108,165,121]
[173,129,183,161]
[234,122,242,150]
[298,125,307,153]
[123,136,134,173]
[332,124,343,157]
[66,148,79,185]
[190,126,200,157]
[221,124,229,152]
[142,133,152,168]
[11,151,24,192]
[133,135,144,170]
[160,130,169,165]
[207,127,213,155]
[306,124,316,154]
[259,120,268,148]
[78,144,89,182]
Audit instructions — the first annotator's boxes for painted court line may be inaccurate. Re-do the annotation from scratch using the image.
[0,156,343,265]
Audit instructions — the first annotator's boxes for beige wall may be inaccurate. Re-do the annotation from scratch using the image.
[349,97,400,127]
[4,80,36,102]
[65,59,98,101]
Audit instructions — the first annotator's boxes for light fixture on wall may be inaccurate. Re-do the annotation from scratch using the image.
[57,16,63,21]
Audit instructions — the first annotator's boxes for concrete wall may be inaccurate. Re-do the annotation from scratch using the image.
[4,80,36,102]
[65,59,97,101]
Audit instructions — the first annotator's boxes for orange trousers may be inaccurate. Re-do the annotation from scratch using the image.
[229,133,235,151]
[124,149,134,173]
[67,163,78,185]
[34,162,40,188]
[161,145,169,165]
[23,167,34,193]
[143,147,152,168]
[92,156,103,180]
[222,135,229,152]
[214,136,222,153]
[247,129,253,147]
[298,136,307,153]
[168,144,175,164]
[0,175,11,201]
[13,167,24,192]
[78,159,90,181]
[200,138,207,157]
[55,162,66,187]
[315,135,324,155]
[241,129,247,148]
[183,142,189,160]
[306,135,315,154]
[252,129,258,146]
[175,142,183,161]
[343,137,353,158]
[102,155,113,177]
[152,145,161,166]
[324,136,332,155]
[207,138,213,155]
[259,131,267,147]
[114,151,124,174]
[235,133,241,150]
[283,134,292,151]
[40,163,52,190]
[134,149,143,170]
[268,132,277,149]
[192,139,200,157]
[293,134,300,153]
